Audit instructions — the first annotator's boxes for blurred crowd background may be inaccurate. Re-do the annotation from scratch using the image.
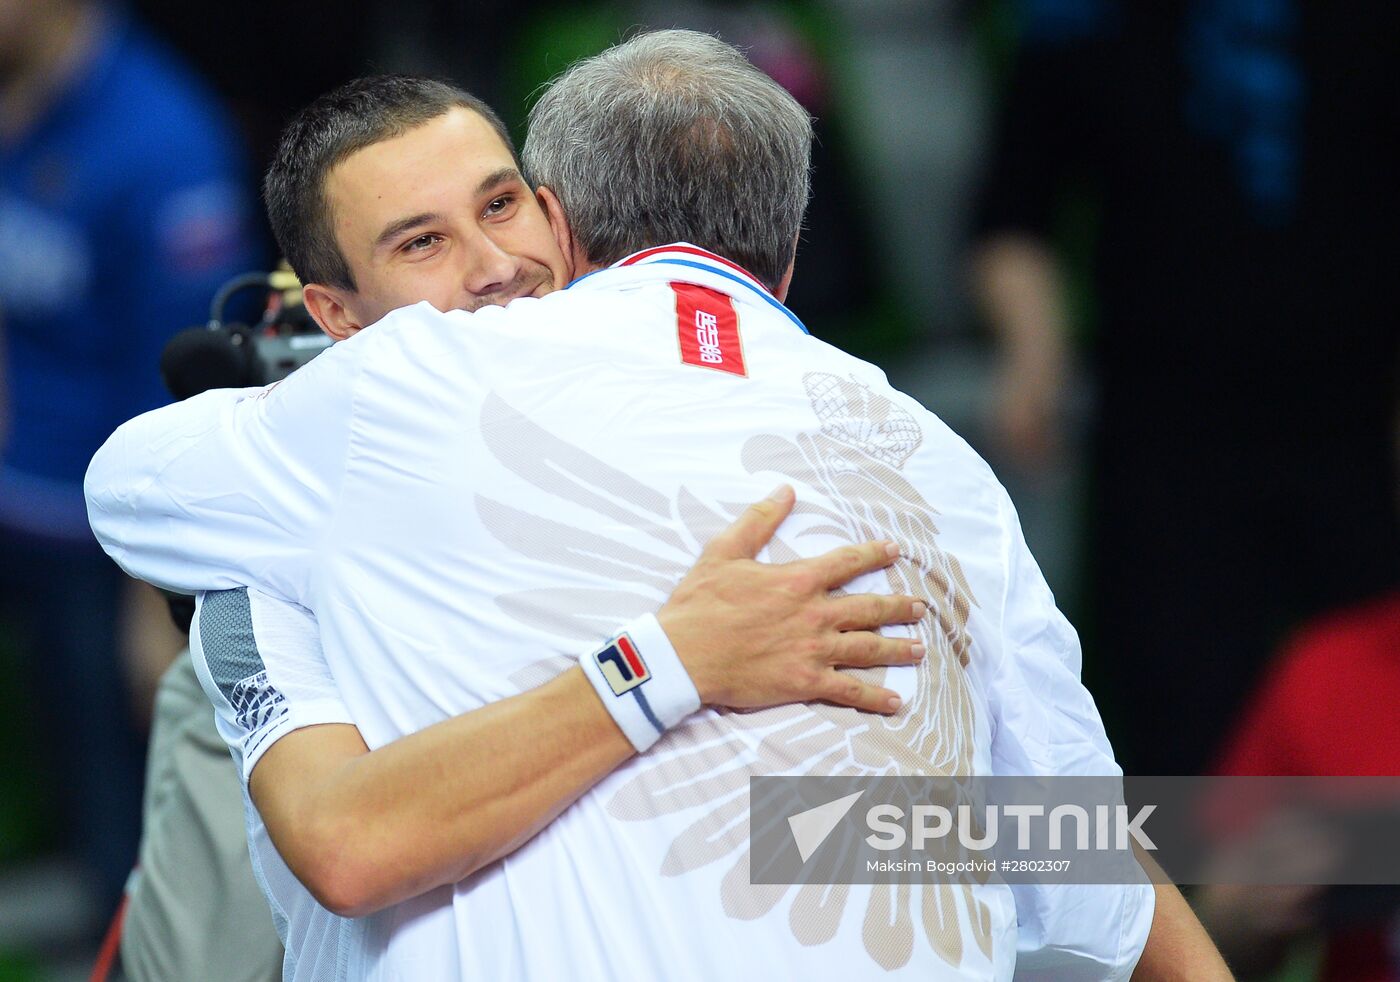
[1,0,1396,979]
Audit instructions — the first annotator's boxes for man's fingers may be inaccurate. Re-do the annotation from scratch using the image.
[827,594,927,631]
[828,632,926,670]
[802,540,901,591]
[817,670,905,715]
[699,485,795,561]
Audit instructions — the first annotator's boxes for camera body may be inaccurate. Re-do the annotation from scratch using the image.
[227,312,333,386]
[161,268,332,398]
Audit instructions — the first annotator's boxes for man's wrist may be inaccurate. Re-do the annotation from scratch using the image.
[578,613,700,752]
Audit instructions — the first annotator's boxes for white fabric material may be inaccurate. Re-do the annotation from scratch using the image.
[188,587,362,981]
[88,245,1153,980]
[577,612,700,752]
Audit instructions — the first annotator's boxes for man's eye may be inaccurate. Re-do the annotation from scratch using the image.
[485,195,515,216]
[404,234,441,252]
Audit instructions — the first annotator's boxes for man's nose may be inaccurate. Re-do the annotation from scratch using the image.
[462,233,519,298]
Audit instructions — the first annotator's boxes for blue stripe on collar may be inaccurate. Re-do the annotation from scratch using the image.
[566,259,809,335]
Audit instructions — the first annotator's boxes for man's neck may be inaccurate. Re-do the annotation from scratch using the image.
[0,3,99,145]
[569,241,603,284]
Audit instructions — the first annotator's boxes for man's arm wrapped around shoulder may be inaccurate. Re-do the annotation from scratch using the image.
[186,497,929,918]
[85,332,365,601]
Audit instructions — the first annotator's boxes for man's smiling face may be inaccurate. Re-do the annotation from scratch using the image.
[313,106,569,335]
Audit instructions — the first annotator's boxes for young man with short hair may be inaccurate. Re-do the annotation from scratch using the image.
[95,36,1228,981]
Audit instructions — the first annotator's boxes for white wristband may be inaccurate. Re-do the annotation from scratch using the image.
[579,612,700,753]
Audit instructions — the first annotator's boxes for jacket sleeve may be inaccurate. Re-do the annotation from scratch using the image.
[85,333,364,602]
[987,489,1156,980]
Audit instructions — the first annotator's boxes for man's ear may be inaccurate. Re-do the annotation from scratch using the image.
[536,186,582,281]
[301,283,362,342]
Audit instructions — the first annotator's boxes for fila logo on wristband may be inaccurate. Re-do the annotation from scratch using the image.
[594,633,651,696]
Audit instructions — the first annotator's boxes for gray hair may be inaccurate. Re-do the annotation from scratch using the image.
[522,30,813,292]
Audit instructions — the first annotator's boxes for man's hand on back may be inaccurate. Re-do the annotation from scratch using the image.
[244,485,931,915]
[659,484,926,715]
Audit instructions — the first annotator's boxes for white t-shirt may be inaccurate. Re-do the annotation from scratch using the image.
[88,244,1153,980]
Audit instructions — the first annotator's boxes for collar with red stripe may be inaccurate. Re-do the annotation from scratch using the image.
[564,243,809,335]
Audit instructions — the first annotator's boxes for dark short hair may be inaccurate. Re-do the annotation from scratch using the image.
[263,75,514,291]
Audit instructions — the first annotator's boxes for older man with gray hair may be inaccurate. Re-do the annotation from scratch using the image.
[523,30,812,297]
[89,29,1227,980]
